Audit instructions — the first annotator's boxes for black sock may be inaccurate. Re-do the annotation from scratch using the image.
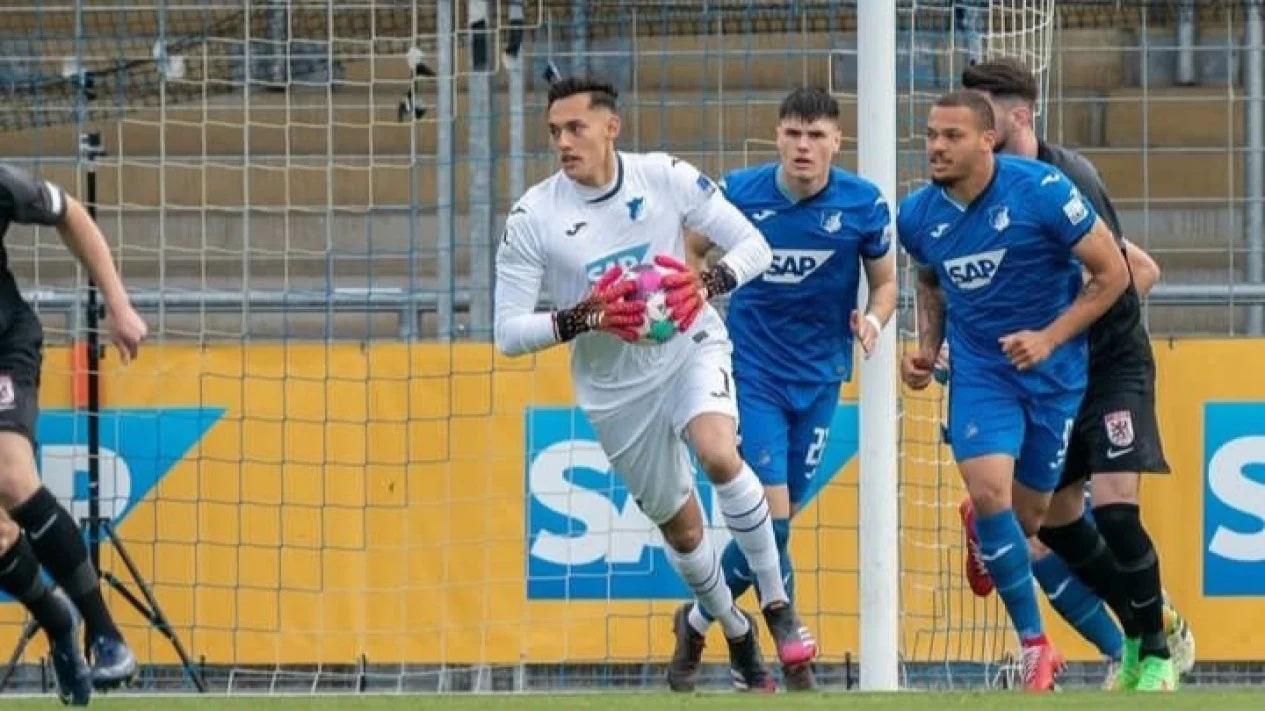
[1094,502,1168,659]
[0,533,74,638]
[10,487,121,641]
[1038,514,1139,637]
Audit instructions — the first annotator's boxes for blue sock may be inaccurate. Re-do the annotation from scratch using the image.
[974,508,1044,642]
[772,518,794,603]
[1032,553,1124,659]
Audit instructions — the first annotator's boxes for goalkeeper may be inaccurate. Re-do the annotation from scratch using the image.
[680,87,897,692]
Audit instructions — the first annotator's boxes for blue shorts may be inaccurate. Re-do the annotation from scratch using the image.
[736,374,840,507]
[947,382,1085,493]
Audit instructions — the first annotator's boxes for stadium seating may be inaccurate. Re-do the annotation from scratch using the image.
[0,2,1249,335]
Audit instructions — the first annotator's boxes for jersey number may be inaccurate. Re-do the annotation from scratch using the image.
[710,369,732,400]
[1051,417,1075,470]
[805,427,829,468]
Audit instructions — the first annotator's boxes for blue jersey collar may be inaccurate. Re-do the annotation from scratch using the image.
[938,156,1000,212]
[775,165,832,206]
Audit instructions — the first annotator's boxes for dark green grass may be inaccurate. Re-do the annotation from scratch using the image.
[2,689,1262,710]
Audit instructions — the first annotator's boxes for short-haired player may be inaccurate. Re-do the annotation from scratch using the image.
[959,58,1194,691]
[678,87,895,691]
[494,76,816,693]
[0,163,148,705]
[898,90,1130,692]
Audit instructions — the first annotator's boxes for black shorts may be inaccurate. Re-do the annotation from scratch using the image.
[0,313,44,445]
[1057,386,1170,490]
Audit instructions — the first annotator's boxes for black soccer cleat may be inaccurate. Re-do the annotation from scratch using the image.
[763,602,818,669]
[89,635,137,690]
[781,660,819,691]
[726,610,775,693]
[666,603,706,692]
[45,589,91,706]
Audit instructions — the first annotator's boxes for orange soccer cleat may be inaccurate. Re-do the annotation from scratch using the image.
[958,496,996,597]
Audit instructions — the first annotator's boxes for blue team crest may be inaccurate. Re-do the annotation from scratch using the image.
[989,205,1010,232]
[626,196,645,221]
[822,210,843,234]
[695,173,716,197]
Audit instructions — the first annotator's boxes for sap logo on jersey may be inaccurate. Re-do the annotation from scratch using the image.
[944,249,1006,291]
[525,406,858,600]
[1203,402,1265,596]
[765,249,835,285]
[585,243,650,283]
[1,407,223,605]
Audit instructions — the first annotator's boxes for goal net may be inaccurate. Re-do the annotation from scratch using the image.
[0,0,1063,697]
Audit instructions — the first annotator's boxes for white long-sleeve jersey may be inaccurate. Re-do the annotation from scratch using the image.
[494,151,772,414]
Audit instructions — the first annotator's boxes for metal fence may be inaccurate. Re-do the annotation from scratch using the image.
[1,1,1262,340]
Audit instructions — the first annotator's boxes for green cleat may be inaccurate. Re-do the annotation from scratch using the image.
[1135,655,1178,692]
[1104,638,1141,691]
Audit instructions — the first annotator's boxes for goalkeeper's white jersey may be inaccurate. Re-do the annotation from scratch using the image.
[495,151,757,414]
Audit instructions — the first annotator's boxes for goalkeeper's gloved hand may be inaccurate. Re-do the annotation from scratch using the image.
[554,266,645,342]
[655,255,736,332]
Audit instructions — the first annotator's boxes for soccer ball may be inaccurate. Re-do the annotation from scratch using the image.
[622,263,679,346]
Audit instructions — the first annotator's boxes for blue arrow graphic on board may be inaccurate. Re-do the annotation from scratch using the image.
[1,407,223,604]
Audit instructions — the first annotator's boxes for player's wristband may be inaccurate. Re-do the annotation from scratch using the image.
[554,303,599,342]
[865,312,884,335]
[699,262,738,300]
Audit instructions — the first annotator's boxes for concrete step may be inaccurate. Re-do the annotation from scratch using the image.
[30,135,1236,212]
[1078,149,1242,205]
[1102,86,1246,149]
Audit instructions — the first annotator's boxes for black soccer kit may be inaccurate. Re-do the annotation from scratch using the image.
[1035,142,1170,487]
[0,162,65,444]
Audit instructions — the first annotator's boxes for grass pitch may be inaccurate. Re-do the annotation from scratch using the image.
[2,690,1263,710]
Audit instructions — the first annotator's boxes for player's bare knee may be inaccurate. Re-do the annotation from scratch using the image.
[959,459,1012,516]
[686,416,742,483]
[965,487,1009,517]
[660,516,705,553]
[697,447,742,483]
[659,492,706,553]
[0,432,39,511]
[1013,501,1048,537]
[1090,472,1139,507]
[1010,486,1050,537]
[1043,484,1088,527]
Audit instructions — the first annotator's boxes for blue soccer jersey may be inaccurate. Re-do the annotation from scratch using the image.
[721,164,890,505]
[724,163,891,385]
[897,155,1096,396]
[898,155,1098,490]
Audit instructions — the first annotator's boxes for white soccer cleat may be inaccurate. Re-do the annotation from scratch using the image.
[1163,591,1196,677]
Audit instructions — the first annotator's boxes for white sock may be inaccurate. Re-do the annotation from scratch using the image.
[715,465,789,607]
[687,604,711,636]
[665,532,751,640]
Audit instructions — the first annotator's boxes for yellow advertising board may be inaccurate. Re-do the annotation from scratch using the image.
[0,339,1260,666]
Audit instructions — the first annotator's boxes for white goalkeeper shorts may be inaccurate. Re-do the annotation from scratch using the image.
[584,337,739,526]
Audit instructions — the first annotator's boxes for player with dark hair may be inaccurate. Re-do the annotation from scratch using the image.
[675,87,894,692]
[898,90,1130,692]
[960,57,1193,691]
[0,163,147,704]
[495,75,816,693]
